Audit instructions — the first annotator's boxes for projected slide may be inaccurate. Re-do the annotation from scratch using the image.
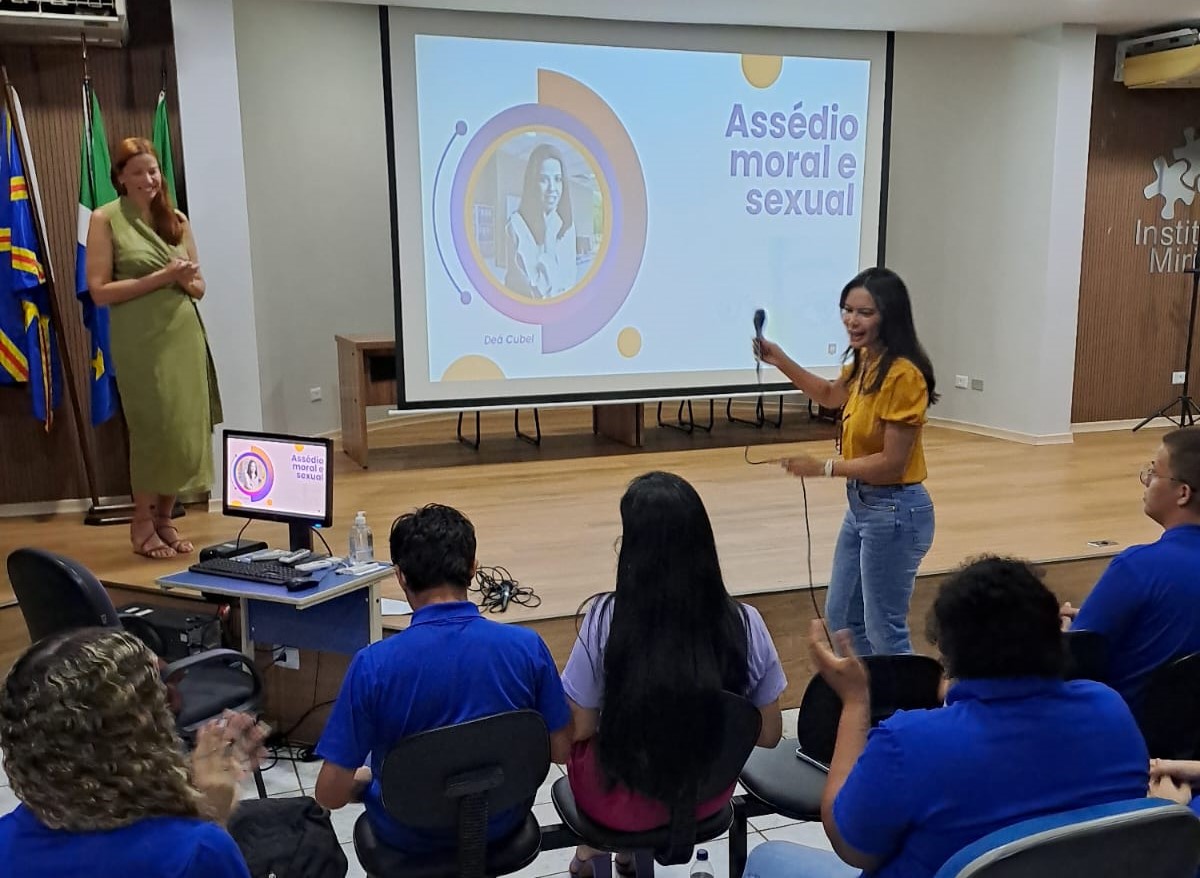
[403,27,880,403]
[226,436,328,519]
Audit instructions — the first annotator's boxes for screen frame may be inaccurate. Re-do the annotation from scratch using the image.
[381,8,895,411]
[221,429,335,529]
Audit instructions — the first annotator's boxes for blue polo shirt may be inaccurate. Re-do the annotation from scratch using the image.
[0,804,249,877]
[832,677,1148,878]
[1073,524,1200,707]
[316,600,570,853]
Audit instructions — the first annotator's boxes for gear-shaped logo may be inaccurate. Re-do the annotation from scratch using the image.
[1146,128,1200,220]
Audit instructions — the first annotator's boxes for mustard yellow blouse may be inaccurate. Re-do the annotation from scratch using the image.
[839,355,929,484]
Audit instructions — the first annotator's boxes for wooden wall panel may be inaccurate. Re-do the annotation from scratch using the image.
[1074,38,1200,423]
[0,0,186,503]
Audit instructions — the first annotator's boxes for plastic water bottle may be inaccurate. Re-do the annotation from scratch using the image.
[689,848,714,878]
[348,511,374,563]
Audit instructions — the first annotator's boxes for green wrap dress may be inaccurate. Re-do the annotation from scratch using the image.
[101,197,223,495]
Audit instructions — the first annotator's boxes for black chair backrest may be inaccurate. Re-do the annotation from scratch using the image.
[1137,652,1200,759]
[653,691,761,865]
[1063,630,1109,682]
[7,548,120,643]
[796,653,943,766]
[378,710,549,877]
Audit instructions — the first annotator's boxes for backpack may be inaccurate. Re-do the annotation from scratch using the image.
[226,796,348,878]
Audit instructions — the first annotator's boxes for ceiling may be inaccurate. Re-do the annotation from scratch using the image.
[307,0,1200,36]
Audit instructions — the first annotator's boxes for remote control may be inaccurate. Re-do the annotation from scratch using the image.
[279,549,313,565]
[295,556,341,573]
[243,548,287,562]
[338,562,389,576]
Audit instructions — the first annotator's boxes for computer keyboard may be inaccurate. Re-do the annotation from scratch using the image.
[190,557,315,585]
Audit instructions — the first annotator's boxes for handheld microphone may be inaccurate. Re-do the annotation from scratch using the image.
[753,308,767,379]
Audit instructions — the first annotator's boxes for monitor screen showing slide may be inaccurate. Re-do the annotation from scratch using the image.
[223,431,332,527]
[386,12,888,406]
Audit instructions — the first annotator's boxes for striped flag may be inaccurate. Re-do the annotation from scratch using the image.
[1,88,59,429]
[76,84,118,425]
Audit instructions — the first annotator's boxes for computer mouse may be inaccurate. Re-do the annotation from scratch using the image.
[285,577,319,592]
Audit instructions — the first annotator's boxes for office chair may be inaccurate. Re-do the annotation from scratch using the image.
[352,709,549,878]
[1062,629,1109,682]
[932,798,1200,878]
[739,653,943,824]
[6,547,266,792]
[1137,651,1200,760]
[551,691,762,878]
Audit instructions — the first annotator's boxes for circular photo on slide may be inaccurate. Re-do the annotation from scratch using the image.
[234,453,269,496]
[467,130,608,304]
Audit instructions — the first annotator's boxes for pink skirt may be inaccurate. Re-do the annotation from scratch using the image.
[565,739,733,832]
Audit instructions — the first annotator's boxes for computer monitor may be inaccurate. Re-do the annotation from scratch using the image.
[222,429,333,551]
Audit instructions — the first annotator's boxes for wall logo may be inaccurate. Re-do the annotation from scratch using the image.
[1145,128,1200,220]
[1135,127,1200,274]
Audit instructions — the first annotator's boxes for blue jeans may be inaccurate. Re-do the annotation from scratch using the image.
[745,841,860,878]
[825,481,935,655]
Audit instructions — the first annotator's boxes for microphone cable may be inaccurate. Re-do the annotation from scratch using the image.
[746,311,830,645]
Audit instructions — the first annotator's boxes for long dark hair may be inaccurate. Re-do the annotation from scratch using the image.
[591,472,749,808]
[841,267,938,405]
[517,143,573,246]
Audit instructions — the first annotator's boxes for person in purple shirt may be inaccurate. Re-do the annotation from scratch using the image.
[0,628,262,878]
[560,471,786,877]
[1061,428,1200,709]
[745,556,1149,878]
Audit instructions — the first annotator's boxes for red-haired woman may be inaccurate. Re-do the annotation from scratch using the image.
[86,138,222,559]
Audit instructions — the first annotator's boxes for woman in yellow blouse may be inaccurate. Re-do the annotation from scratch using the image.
[754,267,938,654]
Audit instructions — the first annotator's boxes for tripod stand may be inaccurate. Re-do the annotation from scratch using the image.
[1134,260,1200,431]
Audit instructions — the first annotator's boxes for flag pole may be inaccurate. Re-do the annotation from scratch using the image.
[1,64,104,517]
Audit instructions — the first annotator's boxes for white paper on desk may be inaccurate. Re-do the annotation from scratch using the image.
[381,598,413,616]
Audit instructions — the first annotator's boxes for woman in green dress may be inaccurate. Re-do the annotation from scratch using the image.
[85,138,222,559]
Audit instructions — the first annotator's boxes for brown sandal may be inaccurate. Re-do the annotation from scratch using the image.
[155,517,194,554]
[132,518,176,559]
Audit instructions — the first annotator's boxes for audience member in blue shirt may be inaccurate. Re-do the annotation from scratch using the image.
[1061,428,1200,708]
[315,503,572,853]
[744,556,1150,878]
[0,628,259,878]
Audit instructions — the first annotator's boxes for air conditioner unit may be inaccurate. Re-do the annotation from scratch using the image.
[0,0,128,48]
[1116,27,1200,88]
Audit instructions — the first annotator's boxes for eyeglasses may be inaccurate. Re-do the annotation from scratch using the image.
[1140,462,1192,490]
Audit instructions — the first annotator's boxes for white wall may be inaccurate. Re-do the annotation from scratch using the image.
[171,0,263,495]
[233,0,394,436]
[888,26,1096,440]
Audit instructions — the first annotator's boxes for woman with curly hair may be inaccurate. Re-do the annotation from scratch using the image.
[0,628,259,877]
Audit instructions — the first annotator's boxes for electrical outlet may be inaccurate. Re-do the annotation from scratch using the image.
[277,647,300,670]
[827,343,837,355]
[970,378,985,392]
[954,374,969,390]
[309,386,322,402]
[1173,371,1186,385]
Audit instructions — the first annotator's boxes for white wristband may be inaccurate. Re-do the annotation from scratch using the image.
[823,459,835,478]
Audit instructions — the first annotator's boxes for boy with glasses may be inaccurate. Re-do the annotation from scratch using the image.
[1062,428,1200,707]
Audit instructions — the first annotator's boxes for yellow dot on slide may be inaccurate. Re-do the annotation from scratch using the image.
[741,54,783,89]
[441,355,506,382]
[617,327,642,359]
[294,444,305,452]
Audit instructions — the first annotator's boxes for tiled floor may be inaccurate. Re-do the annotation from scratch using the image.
[0,707,831,878]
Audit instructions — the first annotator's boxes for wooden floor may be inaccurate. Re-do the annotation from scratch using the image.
[0,406,1171,736]
[0,407,1164,619]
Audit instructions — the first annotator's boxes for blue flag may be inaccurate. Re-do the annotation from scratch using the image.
[2,93,59,430]
[76,85,119,425]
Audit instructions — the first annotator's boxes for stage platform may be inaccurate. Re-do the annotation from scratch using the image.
[0,407,1169,739]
